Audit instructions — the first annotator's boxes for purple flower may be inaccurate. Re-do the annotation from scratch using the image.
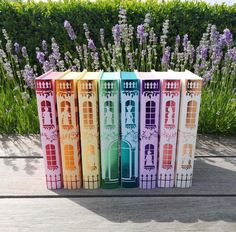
[200,46,208,60]
[21,46,28,58]
[71,65,78,72]
[36,51,45,64]
[226,47,236,62]
[51,38,60,61]
[64,20,77,40]
[127,52,134,70]
[137,24,148,44]
[161,47,171,65]
[220,28,233,46]
[43,60,50,73]
[112,24,121,45]
[88,39,96,51]
[211,43,222,65]
[203,70,213,83]
[14,42,20,54]
[22,64,35,88]
[199,63,206,70]
[183,34,188,51]
[210,25,220,45]
[92,52,99,70]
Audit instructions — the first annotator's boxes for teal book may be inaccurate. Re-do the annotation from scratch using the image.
[120,72,140,188]
[99,72,120,188]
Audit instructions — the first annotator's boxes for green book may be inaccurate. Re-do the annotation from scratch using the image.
[99,72,120,188]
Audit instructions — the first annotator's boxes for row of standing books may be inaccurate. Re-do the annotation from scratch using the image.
[35,70,202,190]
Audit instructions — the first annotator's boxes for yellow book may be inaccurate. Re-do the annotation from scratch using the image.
[77,71,102,189]
[56,70,86,189]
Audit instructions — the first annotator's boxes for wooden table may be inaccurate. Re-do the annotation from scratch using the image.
[0,134,236,231]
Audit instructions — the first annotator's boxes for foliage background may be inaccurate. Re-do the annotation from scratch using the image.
[1,0,236,61]
[0,0,235,135]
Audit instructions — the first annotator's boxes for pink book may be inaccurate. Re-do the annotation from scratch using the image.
[35,70,65,189]
[155,71,181,188]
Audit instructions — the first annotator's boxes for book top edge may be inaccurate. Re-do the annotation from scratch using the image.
[120,72,137,80]
[81,71,102,80]
[167,70,202,80]
[58,72,82,80]
[36,71,65,80]
[101,72,120,80]
[137,72,161,80]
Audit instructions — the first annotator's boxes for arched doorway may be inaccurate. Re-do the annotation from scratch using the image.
[105,140,119,181]
[121,140,135,180]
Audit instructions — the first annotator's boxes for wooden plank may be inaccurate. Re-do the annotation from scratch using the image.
[1,134,235,158]
[1,157,236,196]
[0,135,41,157]
[195,134,236,157]
[0,197,236,231]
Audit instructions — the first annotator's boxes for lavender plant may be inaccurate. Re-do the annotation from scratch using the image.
[0,29,38,134]
[1,9,235,134]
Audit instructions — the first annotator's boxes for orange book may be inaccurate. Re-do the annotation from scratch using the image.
[56,71,86,189]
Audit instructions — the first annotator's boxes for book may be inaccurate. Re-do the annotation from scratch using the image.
[156,71,181,188]
[120,72,140,188]
[77,72,102,189]
[56,71,86,189]
[174,70,202,188]
[35,70,66,189]
[99,72,120,189]
[137,72,160,189]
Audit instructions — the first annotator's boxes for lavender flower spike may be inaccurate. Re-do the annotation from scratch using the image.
[137,24,148,44]
[36,51,45,64]
[222,28,233,46]
[161,46,171,65]
[14,42,20,54]
[64,20,77,40]
[112,24,121,45]
[183,34,188,51]
[88,39,96,51]
[21,46,28,58]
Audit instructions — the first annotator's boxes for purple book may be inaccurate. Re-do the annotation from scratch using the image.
[137,72,160,189]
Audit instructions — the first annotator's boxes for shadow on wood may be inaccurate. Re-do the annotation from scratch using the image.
[47,158,236,223]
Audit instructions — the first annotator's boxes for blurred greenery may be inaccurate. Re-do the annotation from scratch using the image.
[1,0,236,62]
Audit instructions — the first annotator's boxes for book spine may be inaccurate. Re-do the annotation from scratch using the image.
[78,79,100,189]
[56,79,82,189]
[99,79,120,189]
[120,79,139,188]
[35,79,62,189]
[175,79,202,188]
[139,79,160,189]
[158,79,181,188]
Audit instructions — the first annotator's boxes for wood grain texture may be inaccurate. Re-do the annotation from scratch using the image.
[0,197,235,232]
[0,135,41,157]
[1,157,236,196]
[1,134,235,158]
[0,135,236,231]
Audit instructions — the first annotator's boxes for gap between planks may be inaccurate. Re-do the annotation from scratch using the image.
[1,194,236,199]
[0,156,236,159]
